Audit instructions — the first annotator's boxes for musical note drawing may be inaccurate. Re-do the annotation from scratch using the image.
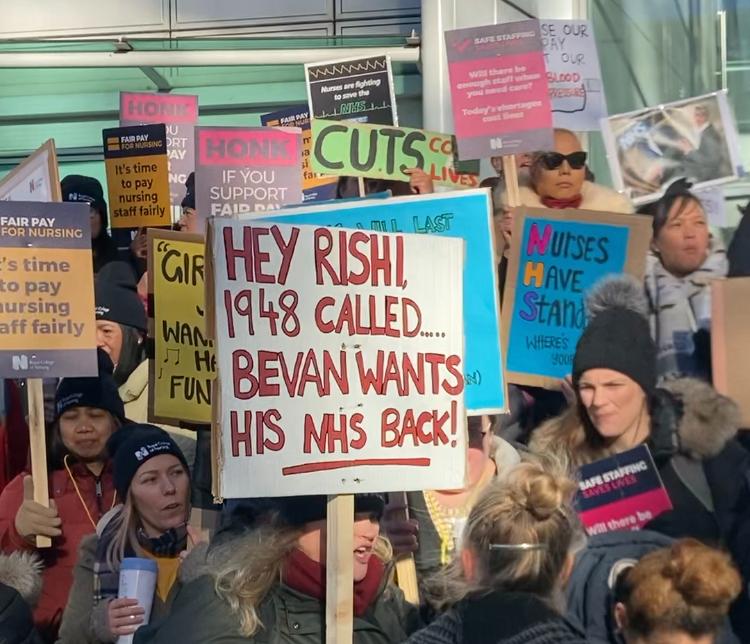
[163,348,180,365]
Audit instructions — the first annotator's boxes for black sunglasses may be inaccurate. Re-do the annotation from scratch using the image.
[535,151,587,171]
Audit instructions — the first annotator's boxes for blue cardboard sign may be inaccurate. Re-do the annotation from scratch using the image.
[503,207,651,385]
[243,189,506,413]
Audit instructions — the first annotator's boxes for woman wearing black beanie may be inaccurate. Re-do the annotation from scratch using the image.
[0,351,125,641]
[58,424,194,643]
[529,275,750,640]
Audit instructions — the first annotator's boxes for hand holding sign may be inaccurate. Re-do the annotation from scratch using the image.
[15,475,62,542]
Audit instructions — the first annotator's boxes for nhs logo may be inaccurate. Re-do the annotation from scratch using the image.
[11,355,28,371]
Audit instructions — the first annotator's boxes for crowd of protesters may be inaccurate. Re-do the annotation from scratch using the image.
[0,124,748,644]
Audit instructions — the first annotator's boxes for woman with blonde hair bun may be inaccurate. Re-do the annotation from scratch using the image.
[407,462,587,644]
[614,539,742,644]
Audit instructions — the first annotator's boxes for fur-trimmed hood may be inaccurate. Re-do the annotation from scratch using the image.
[653,378,740,460]
[0,552,43,607]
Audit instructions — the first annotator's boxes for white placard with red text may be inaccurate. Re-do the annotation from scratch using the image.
[210,220,466,498]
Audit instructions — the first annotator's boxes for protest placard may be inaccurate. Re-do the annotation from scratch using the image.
[311,119,480,189]
[147,229,215,425]
[575,445,672,536]
[245,189,505,414]
[208,220,466,498]
[540,20,607,131]
[711,277,750,427]
[502,207,651,387]
[102,124,171,228]
[261,105,338,202]
[0,201,97,378]
[305,55,398,125]
[602,91,743,205]
[0,140,62,202]
[194,126,303,225]
[444,20,554,160]
[120,92,199,207]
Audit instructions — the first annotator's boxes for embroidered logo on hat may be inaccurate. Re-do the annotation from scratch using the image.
[56,392,84,414]
[134,447,150,461]
[66,192,96,204]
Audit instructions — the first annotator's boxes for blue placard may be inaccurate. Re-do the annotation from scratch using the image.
[506,216,630,380]
[248,189,505,413]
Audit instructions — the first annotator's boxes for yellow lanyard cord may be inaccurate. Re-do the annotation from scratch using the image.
[63,454,117,531]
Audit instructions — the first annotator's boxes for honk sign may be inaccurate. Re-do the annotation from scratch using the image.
[194,126,303,225]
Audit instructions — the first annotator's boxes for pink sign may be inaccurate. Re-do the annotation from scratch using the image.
[444,20,554,160]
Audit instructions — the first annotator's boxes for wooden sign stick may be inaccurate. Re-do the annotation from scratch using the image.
[326,494,354,644]
[393,492,420,605]
[26,379,51,548]
[502,155,521,208]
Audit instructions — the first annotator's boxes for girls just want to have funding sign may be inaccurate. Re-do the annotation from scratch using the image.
[502,207,651,388]
[207,220,466,499]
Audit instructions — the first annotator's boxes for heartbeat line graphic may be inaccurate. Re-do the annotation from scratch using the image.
[308,58,388,80]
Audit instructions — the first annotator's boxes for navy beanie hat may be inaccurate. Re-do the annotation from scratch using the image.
[55,349,125,424]
[95,262,147,333]
[107,423,190,499]
[61,174,109,228]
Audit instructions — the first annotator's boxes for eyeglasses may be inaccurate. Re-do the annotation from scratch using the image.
[535,151,587,171]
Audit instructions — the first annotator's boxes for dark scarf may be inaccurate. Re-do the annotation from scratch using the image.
[93,509,187,603]
[541,194,583,209]
[282,548,384,617]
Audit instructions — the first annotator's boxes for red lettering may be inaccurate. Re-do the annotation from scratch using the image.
[314,228,340,285]
[232,349,258,398]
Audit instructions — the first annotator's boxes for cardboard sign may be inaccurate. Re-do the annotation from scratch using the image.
[503,207,651,387]
[245,189,506,414]
[208,221,466,498]
[444,20,554,160]
[305,55,398,125]
[148,229,215,425]
[711,277,750,427]
[0,201,97,378]
[602,91,743,205]
[120,92,199,207]
[311,119,480,190]
[0,140,62,203]
[261,106,338,202]
[575,445,672,535]
[102,124,171,228]
[194,126,303,225]
[541,20,607,131]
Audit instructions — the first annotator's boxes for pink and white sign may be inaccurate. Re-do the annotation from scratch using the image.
[444,20,554,160]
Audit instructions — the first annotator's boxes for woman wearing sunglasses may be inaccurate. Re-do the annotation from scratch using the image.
[516,129,634,214]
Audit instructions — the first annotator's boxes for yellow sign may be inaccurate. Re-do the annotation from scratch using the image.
[148,229,215,425]
[102,124,171,228]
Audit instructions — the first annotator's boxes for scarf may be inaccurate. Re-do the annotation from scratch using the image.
[541,194,583,209]
[644,237,727,381]
[282,548,384,617]
[93,507,187,604]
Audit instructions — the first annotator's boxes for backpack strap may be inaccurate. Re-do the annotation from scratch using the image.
[670,454,715,513]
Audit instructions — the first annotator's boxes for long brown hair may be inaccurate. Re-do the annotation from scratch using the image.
[209,518,392,637]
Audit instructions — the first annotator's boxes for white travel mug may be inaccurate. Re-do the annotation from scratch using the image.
[116,557,158,644]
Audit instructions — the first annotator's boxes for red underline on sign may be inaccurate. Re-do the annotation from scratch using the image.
[282,458,431,476]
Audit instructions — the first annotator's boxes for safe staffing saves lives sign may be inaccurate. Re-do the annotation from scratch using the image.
[209,221,466,498]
